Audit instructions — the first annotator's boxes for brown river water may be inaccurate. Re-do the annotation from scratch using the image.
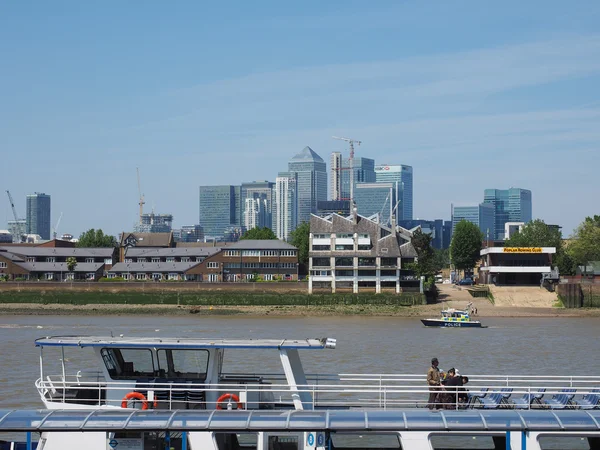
[0,314,599,409]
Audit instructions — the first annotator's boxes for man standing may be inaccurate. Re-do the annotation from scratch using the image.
[427,357,441,409]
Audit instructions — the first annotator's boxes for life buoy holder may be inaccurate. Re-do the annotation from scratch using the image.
[121,391,153,410]
[216,393,243,410]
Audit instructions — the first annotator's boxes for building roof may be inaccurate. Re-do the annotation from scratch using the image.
[125,247,222,258]
[227,240,297,250]
[120,232,173,247]
[0,246,114,258]
[110,262,201,273]
[289,146,324,163]
[0,249,26,262]
[15,262,104,273]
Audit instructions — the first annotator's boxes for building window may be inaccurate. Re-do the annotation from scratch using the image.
[168,273,178,280]
[27,257,35,262]
[207,262,219,269]
[225,250,239,256]
[263,274,274,281]
[312,257,330,267]
[46,257,56,263]
[195,257,203,262]
[312,245,330,251]
[125,258,133,263]
[138,258,147,263]
[86,273,95,280]
[166,257,175,262]
[104,258,113,265]
[45,273,54,280]
[108,273,116,279]
[245,273,254,280]
[336,233,353,239]
[181,257,190,262]
[313,234,329,239]
[0,262,6,269]
[85,258,94,263]
[152,258,160,263]
[242,250,260,257]
[208,273,219,282]
[335,245,354,251]
[152,273,162,281]
[136,273,146,280]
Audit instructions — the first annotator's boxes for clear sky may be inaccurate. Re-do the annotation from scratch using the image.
[1,1,599,238]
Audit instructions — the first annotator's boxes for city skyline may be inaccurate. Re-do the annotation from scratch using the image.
[1,2,599,237]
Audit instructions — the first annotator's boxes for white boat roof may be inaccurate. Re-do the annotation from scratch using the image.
[35,336,335,350]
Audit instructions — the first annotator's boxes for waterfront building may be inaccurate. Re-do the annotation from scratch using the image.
[241,181,274,231]
[330,152,375,201]
[398,219,452,250]
[354,182,398,225]
[287,147,327,225]
[451,203,495,239]
[317,200,351,217]
[480,246,556,285]
[26,192,51,240]
[119,232,174,262]
[308,212,417,294]
[198,185,242,238]
[374,164,413,220]
[274,172,298,241]
[483,188,532,240]
[134,213,173,233]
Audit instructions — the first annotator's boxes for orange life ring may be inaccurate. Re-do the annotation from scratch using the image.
[121,391,149,410]
[216,393,242,410]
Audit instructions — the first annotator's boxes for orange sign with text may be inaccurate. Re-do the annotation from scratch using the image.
[503,247,543,253]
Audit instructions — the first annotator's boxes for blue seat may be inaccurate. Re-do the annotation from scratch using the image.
[544,389,576,409]
[511,388,546,409]
[575,389,600,410]
[466,388,488,408]
[478,388,513,409]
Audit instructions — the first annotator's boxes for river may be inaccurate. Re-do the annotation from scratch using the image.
[0,314,599,409]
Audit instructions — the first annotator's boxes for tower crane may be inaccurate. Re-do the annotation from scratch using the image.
[52,212,63,239]
[136,168,145,226]
[5,190,25,242]
[332,136,362,204]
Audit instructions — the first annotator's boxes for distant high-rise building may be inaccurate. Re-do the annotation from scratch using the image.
[452,203,495,239]
[274,172,298,241]
[375,165,413,220]
[398,219,453,250]
[26,192,51,240]
[7,219,26,243]
[287,147,327,225]
[199,185,241,238]
[176,225,204,243]
[317,200,351,217]
[330,153,375,201]
[354,183,398,225]
[241,181,275,231]
[134,213,173,233]
[483,188,532,240]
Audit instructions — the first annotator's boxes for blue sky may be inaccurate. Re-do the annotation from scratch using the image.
[1,1,599,237]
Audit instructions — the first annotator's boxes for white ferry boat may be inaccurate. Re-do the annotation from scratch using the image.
[8,335,599,450]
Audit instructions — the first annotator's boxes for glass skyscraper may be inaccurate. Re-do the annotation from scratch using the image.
[274,172,298,241]
[483,188,532,240]
[287,146,327,225]
[354,182,398,225]
[198,185,241,238]
[330,153,375,201]
[26,192,51,240]
[452,203,495,239]
[374,164,413,220]
[241,181,275,231]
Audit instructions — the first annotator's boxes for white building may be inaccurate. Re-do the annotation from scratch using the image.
[244,198,269,230]
[274,173,298,241]
[504,222,525,240]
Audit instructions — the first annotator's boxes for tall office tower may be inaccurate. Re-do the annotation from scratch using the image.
[451,203,495,239]
[241,181,275,231]
[354,182,398,225]
[26,192,51,240]
[198,185,241,238]
[135,213,173,233]
[274,172,298,241]
[483,188,532,240]
[177,225,204,243]
[374,164,413,221]
[287,147,327,225]
[330,152,376,201]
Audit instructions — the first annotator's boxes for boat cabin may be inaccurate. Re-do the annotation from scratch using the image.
[440,308,471,322]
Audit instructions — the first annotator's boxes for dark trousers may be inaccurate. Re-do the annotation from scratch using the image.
[427,387,440,409]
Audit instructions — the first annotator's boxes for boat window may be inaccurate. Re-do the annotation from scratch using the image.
[113,431,189,449]
[214,433,257,449]
[157,349,210,380]
[538,435,591,450]
[268,435,298,450]
[429,434,499,449]
[332,433,401,449]
[101,348,155,379]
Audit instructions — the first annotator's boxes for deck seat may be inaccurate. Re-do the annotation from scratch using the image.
[466,388,488,408]
[544,389,576,409]
[478,388,513,409]
[575,389,600,410]
[511,388,546,409]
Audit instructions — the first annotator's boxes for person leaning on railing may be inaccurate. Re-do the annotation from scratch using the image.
[427,357,442,409]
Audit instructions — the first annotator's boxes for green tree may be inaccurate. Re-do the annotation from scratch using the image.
[450,220,483,272]
[240,227,277,240]
[289,222,310,266]
[77,229,117,248]
[409,229,436,278]
[66,256,77,278]
[434,248,450,272]
[569,215,600,268]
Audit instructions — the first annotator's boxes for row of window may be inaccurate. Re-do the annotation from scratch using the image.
[223,262,297,269]
[312,244,373,251]
[126,257,202,263]
[224,250,297,257]
[314,233,371,239]
[24,257,112,264]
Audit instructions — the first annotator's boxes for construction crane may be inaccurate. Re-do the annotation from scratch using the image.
[136,167,145,226]
[5,190,25,242]
[52,212,63,240]
[332,136,362,204]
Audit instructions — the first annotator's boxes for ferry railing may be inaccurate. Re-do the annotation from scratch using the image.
[34,377,600,411]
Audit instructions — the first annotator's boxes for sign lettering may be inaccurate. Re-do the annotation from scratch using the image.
[503,247,543,253]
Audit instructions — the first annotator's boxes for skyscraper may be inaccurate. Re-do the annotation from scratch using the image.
[26,192,51,240]
[354,182,398,225]
[274,172,298,241]
[287,146,327,225]
[198,185,241,238]
[374,164,413,220]
[483,188,532,240]
[452,203,495,239]
[241,181,275,231]
[330,153,376,201]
